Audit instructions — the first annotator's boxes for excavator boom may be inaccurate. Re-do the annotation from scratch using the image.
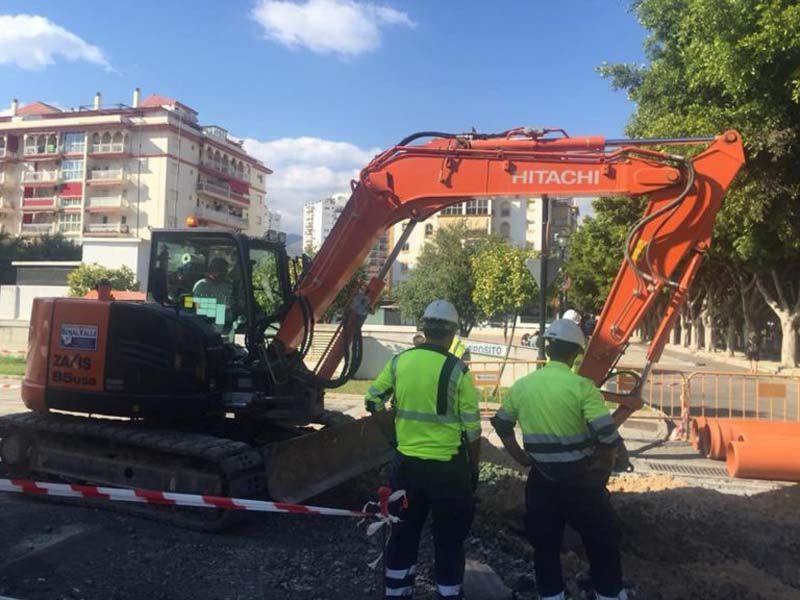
[277,129,745,389]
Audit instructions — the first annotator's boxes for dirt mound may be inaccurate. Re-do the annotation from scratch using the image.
[475,444,800,599]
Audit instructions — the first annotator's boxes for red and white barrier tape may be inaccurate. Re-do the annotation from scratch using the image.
[0,479,388,519]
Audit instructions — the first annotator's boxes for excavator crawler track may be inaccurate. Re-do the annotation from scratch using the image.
[0,412,267,531]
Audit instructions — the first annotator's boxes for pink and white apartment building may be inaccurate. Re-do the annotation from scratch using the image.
[0,90,272,242]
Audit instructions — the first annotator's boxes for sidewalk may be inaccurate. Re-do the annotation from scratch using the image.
[658,342,800,376]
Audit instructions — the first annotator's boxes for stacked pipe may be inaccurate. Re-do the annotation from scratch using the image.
[690,418,800,482]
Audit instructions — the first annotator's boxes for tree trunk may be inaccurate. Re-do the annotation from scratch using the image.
[726,320,736,357]
[756,270,800,368]
[681,305,691,347]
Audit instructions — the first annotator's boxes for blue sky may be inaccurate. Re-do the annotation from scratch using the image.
[0,1,647,231]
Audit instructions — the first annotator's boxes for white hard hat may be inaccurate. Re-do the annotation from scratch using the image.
[562,308,581,324]
[544,319,586,348]
[422,299,460,327]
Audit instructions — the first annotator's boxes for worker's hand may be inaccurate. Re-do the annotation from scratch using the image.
[364,401,377,414]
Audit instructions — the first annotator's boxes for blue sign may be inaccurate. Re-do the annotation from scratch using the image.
[59,324,98,350]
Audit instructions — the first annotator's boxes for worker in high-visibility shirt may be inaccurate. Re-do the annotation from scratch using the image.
[365,299,481,600]
[490,319,643,600]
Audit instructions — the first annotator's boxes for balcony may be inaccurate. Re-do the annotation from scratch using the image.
[59,198,83,210]
[57,222,82,235]
[22,197,57,210]
[87,168,125,185]
[86,196,125,211]
[84,223,130,235]
[21,170,59,184]
[23,146,61,160]
[21,223,56,235]
[89,143,127,156]
[197,181,249,205]
[195,206,248,229]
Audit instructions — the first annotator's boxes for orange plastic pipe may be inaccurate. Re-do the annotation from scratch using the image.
[702,419,800,460]
[727,438,800,481]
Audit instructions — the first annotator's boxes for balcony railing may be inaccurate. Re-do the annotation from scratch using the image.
[88,168,124,182]
[86,196,125,209]
[196,206,248,228]
[84,223,130,234]
[57,222,82,234]
[21,223,56,234]
[197,181,249,204]
[21,170,59,183]
[22,197,57,209]
[200,160,247,181]
[90,143,126,155]
[23,146,60,157]
[59,198,83,209]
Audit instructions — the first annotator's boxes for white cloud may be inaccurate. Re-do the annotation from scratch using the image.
[243,136,381,233]
[0,14,111,71]
[251,0,416,58]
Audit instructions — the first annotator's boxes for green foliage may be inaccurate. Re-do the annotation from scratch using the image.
[321,264,369,323]
[565,197,647,314]
[0,232,81,263]
[67,264,139,297]
[600,0,800,269]
[396,222,485,336]
[471,236,537,319]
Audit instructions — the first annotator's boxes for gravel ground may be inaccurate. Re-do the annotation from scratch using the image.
[1,440,799,600]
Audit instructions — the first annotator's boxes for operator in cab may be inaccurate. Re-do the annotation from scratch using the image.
[365,299,481,600]
[490,319,643,600]
[193,257,233,300]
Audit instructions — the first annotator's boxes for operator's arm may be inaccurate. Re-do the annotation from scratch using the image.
[457,366,482,474]
[490,383,532,468]
[364,355,397,413]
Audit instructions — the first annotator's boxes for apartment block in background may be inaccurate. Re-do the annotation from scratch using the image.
[391,196,579,284]
[302,192,389,280]
[0,91,272,280]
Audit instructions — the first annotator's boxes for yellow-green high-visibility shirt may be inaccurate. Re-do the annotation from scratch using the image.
[364,344,481,461]
[492,361,620,465]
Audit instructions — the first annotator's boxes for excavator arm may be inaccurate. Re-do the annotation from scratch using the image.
[276,128,745,390]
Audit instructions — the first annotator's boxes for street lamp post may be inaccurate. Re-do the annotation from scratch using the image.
[554,231,570,318]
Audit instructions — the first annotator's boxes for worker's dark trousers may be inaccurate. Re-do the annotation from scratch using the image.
[384,452,475,599]
[524,467,623,599]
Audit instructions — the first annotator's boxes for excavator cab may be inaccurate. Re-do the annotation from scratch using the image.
[147,230,292,346]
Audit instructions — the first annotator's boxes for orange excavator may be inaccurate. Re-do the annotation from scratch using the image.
[0,128,745,529]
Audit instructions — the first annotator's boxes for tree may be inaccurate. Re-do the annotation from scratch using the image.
[564,196,647,315]
[320,264,368,323]
[396,222,484,336]
[471,237,537,327]
[599,0,800,366]
[67,264,139,297]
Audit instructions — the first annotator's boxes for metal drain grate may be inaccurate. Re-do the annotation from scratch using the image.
[644,462,729,478]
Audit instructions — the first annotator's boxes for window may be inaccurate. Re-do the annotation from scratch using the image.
[57,212,81,233]
[465,199,489,215]
[500,201,511,217]
[61,159,84,181]
[63,132,86,154]
[402,243,410,252]
[441,203,463,215]
[424,223,434,237]
[121,216,127,225]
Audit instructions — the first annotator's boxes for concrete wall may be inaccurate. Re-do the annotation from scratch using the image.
[0,284,69,321]
[82,239,151,290]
